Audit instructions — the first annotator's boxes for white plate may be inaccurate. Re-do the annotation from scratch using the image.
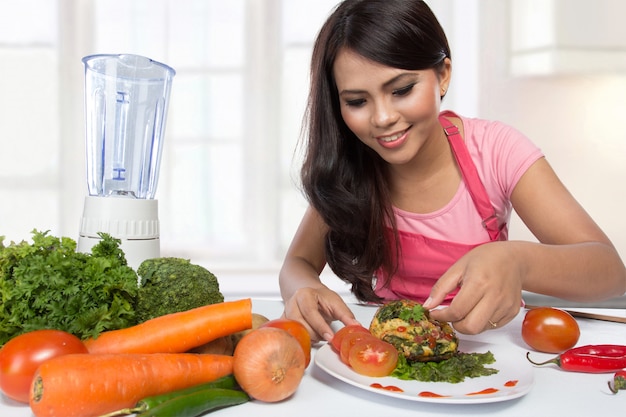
[314,339,534,404]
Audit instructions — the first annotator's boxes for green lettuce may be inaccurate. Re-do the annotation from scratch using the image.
[392,351,498,383]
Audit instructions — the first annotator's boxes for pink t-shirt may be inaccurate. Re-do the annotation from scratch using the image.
[393,112,544,243]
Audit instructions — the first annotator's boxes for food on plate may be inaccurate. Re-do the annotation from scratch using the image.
[330,324,398,377]
[526,344,626,373]
[522,307,580,353]
[0,230,138,344]
[339,331,375,365]
[28,352,234,417]
[84,298,253,354]
[233,326,306,403]
[261,318,312,367]
[0,330,87,403]
[330,324,371,352]
[327,301,496,383]
[347,337,399,377]
[392,349,498,383]
[135,257,224,323]
[369,299,458,362]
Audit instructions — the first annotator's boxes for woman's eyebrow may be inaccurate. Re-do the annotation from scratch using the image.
[338,72,418,96]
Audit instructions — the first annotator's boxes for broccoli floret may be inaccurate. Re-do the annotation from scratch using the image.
[135,257,224,323]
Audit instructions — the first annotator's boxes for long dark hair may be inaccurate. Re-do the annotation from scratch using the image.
[300,0,451,302]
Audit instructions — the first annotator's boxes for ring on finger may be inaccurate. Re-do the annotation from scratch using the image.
[488,320,498,328]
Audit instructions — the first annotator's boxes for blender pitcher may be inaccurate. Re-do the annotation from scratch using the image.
[77,54,175,270]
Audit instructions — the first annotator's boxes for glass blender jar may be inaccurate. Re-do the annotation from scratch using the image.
[77,54,175,270]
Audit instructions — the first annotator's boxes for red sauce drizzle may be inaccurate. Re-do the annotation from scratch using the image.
[504,380,518,387]
[418,391,450,398]
[467,387,499,396]
[370,383,403,392]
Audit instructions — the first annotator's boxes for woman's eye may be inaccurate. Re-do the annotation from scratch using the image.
[345,98,366,107]
[393,83,415,96]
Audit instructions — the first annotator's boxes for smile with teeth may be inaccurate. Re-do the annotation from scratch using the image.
[378,129,408,143]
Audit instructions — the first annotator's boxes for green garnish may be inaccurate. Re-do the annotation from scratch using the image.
[392,351,498,383]
[398,304,426,323]
[0,230,138,344]
[375,300,427,323]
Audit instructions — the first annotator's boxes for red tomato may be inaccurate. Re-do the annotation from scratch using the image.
[522,307,580,353]
[330,324,370,352]
[340,332,378,365]
[261,319,312,366]
[0,329,87,403]
[348,338,399,377]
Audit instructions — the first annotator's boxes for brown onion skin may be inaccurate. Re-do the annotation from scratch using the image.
[233,327,305,402]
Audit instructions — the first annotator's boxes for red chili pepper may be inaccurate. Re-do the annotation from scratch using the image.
[608,369,626,394]
[526,344,626,373]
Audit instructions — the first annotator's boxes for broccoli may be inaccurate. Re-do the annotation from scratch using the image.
[135,257,224,323]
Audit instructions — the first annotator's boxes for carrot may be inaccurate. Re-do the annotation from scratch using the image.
[29,352,234,417]
[84,298,253,354]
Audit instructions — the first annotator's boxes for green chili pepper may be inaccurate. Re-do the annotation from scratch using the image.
[136,388,249,417]
[99,375,241,417]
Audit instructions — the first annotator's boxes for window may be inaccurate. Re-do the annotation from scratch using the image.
[0,0,342,271]
[0,0,476,279]
[0,0,60,240]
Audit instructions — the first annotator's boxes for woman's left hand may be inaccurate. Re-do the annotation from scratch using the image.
[423,241,524,334]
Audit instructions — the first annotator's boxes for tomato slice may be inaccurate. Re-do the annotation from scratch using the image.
[339,332,378,365]
[348,338,399,377]
[330,324,370,352]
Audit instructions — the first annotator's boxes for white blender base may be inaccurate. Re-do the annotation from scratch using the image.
[77,196,161,271]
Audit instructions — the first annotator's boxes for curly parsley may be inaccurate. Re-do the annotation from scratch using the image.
[0,230,138,344]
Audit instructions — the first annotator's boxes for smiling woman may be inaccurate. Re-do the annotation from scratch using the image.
[2,1,624,310]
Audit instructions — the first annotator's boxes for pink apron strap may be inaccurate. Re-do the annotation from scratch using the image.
[438,115,501,241]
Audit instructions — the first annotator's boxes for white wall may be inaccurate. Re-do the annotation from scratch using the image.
[476,1,626,261]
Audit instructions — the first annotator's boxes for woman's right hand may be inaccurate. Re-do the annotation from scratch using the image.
[282,285,361,343]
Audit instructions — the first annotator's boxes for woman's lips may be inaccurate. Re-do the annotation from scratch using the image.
[376,127,410,149]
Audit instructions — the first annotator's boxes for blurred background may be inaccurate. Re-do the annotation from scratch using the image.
[1,0,625,299]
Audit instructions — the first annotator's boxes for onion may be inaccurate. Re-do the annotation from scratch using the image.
[233,327,306,402]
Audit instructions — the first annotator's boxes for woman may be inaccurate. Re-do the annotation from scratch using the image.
[279,0,626,342]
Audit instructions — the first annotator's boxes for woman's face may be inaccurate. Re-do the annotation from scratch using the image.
[333,48,451,166]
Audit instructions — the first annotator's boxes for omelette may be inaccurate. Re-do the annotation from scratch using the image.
[369,299,458,362]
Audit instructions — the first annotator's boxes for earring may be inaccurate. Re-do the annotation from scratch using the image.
[441,88,447,96]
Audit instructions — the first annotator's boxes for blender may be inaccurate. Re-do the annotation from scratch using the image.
[77,54,175,270]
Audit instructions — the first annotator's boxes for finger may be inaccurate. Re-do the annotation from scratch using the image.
[324,305,361,327]
[297,298,337,342]
[317,300,361,339]
[439,295,518,334]
[422,269,464,310]
[282,295,331,343]
[428,283,477,324]
[484,305,522,332]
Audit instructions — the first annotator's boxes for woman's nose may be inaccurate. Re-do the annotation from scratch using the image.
[371,99,399,128]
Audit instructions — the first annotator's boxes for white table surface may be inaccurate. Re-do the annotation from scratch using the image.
[2,298,625,417]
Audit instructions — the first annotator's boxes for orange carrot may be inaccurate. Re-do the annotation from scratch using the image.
[29,352,234,417]
[84,298,252,354]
